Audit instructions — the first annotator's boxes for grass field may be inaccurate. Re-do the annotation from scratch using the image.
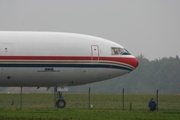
[0,93,180,119]
[0,93,179,110]
[0,109,180,120]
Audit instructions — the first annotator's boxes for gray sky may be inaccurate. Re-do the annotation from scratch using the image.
[0,0,180,60]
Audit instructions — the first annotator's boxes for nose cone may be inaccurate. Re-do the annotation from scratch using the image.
[128,56,138,69]
[134,58,139,68]
[117,56,138,70]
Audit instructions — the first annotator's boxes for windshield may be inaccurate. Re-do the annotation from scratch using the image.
[111,47,131,55]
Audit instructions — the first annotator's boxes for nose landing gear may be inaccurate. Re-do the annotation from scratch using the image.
[54,86,68,108]
[55,91,66,108]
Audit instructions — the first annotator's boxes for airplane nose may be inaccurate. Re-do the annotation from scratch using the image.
[135,58,139,68]
[129,57,139,69]
[118,56,138,70]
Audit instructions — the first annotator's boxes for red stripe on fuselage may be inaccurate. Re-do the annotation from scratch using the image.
[0,56,138,68]
[0,56,90,60]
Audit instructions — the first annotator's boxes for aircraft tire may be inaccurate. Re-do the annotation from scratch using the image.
[56,99,66,108]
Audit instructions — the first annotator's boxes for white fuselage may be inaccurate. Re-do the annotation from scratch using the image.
[0,31,138,87]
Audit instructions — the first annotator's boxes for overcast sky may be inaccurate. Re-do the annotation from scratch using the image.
[0,0,180,60]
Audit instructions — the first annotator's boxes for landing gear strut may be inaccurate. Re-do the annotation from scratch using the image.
[54,87,66,108]
[55,91,66,108]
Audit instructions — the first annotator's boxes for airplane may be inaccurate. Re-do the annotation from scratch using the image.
[0,31,138,108]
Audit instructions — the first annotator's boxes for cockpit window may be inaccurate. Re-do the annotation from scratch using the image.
[111,47,131,55]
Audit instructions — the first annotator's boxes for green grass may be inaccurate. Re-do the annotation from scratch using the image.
[0,109,180,120]
[0,93,180,110]
[0,93,180,119]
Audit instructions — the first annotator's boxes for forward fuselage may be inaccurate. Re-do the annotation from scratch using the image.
[0,31,138,87]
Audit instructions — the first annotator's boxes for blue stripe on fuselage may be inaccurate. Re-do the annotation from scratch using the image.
[0,64,132,71]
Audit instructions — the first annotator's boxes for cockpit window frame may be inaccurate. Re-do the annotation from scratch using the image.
[111,47,131,55]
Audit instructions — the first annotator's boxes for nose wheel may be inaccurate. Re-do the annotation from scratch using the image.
[56,99,66,108]
[54,89,66,108]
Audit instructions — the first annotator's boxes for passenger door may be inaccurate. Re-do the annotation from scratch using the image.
[91,45,99,62]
